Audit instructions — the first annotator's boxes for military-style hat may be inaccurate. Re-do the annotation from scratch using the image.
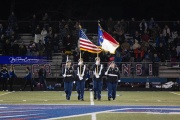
[108,61,115,65]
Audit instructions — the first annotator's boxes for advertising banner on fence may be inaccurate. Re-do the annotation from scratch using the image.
[0,56,46,64]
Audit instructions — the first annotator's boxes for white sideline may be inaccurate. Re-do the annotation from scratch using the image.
[90,91,94,105]
[170,92,180,96]
[0,92,12,97]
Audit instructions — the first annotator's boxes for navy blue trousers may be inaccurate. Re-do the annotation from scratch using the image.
[107,82,117,99]
[76,80,85,99]
[93,80,102,99]
[64,81,73,99]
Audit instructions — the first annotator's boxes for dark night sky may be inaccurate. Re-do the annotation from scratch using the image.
[0,0,180,21]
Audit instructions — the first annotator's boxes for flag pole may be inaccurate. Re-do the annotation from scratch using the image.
[80,50,82,76]
[97,53,99,74]
[79,25,82,76]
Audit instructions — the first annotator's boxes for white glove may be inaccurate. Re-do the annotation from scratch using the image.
[105,72,108,75]
[96,75,100,78]
[79,76,83,80]
[63,74,66,77]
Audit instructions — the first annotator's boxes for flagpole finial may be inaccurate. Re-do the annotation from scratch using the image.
[79,25,82,29]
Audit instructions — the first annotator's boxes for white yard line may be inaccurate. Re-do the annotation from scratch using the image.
[0,92,12,97]
[170,92,180,96]
[90,91,94,105]
[90,91,96,120]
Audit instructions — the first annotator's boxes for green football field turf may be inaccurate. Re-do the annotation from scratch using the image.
[0,91,180,120]
[0,91,180,106]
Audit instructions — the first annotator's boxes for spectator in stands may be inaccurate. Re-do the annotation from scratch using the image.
[121,39,130,52]
[30,14,39,37]
[114,21,121,32]
[107,17,114,34]
[3,39,11,55]
[113,30,125,44]
[129,17,138,36]
[114,51,122,66]
[142,54,152,76]
[8,12,17,30]
[173,20,180,35]
[162,25,171,46]
[141,40,149,54]
[139,19,147,35]
[6,26,14,38]
[42,13,51,29]
[73,47,80,63]
[170,46,177,66]
[156,43,166,62]
[0,65,9,91]
[67,19,74,34]
[45,40,52,60]
[148,17,156,36]
[153,24,162,46]
[22,67,33,91]
[152,53,160,77]
[9,65,17,91]
[38,65,47,90]
[34,25,41,43]
[64,34,73,55]
[141,30,150,42]
[19,42,27,56]
[9,33,16,42]
[41,27,47,44]
[133,31,141,43]
[121,49,131,62]
[133,39,141,62]
[37,40,45,56]
[62,24,70,41]
[119,19,128,33]
[28,41,37,56]
[12,40,19,56]
[0,24,4,37]
[48,27,53,38]
[53,33,59,53]
[0,34,6,44]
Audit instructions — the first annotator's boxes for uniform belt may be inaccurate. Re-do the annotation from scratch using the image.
[66,75,72,77]
[108,74,118,76]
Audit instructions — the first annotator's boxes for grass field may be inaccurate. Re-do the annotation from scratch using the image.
[0,91,180,120]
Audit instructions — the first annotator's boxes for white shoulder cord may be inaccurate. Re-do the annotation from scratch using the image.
[77,66,79,76]
[105,65,111,75]
[99,64,103,75]
[82,65,86,76]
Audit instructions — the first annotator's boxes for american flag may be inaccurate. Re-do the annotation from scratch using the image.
[79,29,102,53]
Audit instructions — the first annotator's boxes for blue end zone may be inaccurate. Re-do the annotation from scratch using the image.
[0,105,180,119]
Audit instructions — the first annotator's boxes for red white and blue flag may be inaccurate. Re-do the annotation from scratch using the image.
[98,25,119,54]
[79,29,102,53]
